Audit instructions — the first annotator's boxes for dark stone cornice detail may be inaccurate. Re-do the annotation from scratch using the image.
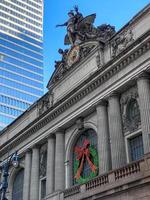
[107,91,120,99]
[96,100,108,107]
[24,148,32,154]
[136,71,150,80]
[46,133,55,140]
[55,128,64,134]
[0,30,150,156]
[76,117,84,130]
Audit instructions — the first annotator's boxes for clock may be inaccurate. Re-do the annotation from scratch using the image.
[67,45,80,67]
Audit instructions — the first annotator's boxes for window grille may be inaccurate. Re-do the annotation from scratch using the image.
[129,134,144,161]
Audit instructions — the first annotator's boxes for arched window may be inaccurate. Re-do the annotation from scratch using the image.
[72,129,98,185]
[12,169,24,200]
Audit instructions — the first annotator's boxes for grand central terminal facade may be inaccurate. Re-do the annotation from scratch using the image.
[0,4,150,200]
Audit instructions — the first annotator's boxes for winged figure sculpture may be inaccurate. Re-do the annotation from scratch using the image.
[56,6,96,46]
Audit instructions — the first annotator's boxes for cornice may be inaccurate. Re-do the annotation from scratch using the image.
[0,30,150,156]
[136,71,150,80]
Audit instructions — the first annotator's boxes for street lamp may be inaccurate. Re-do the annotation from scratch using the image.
[0,152,19,200]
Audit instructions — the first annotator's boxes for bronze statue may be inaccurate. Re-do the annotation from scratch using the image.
[56,6,96,46]
[54,48,68,68]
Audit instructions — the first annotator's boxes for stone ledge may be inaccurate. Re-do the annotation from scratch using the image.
[63,154,150,200]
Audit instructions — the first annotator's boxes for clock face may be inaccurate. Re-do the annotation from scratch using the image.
[67,45,80,67]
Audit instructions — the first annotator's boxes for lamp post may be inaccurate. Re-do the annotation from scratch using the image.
[0,152,19,200]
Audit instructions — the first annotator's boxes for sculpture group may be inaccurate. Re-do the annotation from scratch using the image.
[53,6,116,79]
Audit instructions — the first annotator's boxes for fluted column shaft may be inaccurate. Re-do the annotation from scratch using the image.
[55,129,65,191]
[23,150,31,200]
[137,74,150,153]
[30,146,40,200]
[108,94,126,169]
[96,101,111,174]
[46,135,55,195]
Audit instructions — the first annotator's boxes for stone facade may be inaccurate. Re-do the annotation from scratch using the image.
[0,4,150,200]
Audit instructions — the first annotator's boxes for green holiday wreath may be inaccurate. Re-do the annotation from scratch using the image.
[74,145,99,184]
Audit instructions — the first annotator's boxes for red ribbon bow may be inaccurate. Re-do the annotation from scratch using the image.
[74,139,97,180]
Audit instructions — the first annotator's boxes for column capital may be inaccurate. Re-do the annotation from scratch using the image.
[108,91,120,99]
[136,71,150,81]
[24,148,32,154]
[96,99,108,107]
[76,117,84,130]
[47,133,55,140]
[31,143,40,150]
[55,127,64,135]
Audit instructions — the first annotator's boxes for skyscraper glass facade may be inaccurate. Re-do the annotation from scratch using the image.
[0,0,44,130]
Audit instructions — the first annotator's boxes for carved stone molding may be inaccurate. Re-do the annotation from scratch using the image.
[111,29,134,58]
[96,99,108,107]
[76,117,84,130]
[120,87,141,133]
[55,127,64,135]
[136,71,150,80]
[48,41,100,87]
[39,144,47,178]
[37,93,53,116]
[108,91,120,99]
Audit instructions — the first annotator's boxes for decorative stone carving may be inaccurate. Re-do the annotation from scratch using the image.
[120,87,141,133]
[80,44,97,59]
[96,24,116,42]
[38,93,53,116]
[49,41,100,85]
[76,117,84,130]
[39,144,47,178]
[111,29,134,57]
[47,7,116,88]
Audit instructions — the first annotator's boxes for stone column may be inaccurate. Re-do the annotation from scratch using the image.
[55,129,65,191]
[23,150,32,200]
[137,72,150,154]
[30,145,40,200]
[108,93,126,169]
[46,134,55,195]
[96,100,111,174]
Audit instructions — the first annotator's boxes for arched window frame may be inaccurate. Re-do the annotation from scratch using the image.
[70,128,99,186]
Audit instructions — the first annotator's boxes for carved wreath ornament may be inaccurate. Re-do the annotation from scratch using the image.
[74,139,98,184]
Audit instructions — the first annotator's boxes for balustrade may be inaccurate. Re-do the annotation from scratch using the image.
[114,161,140,180]
[63,158,145,199]
[86,175,109,190]
[64,185,80,198]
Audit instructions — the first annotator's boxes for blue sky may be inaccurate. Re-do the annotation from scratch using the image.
[43,0,150,92]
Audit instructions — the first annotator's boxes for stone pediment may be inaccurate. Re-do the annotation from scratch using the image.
[47,40,103,90]
[47,6,116,90]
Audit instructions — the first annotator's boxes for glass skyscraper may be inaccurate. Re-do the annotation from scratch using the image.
[0,0,44,130]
